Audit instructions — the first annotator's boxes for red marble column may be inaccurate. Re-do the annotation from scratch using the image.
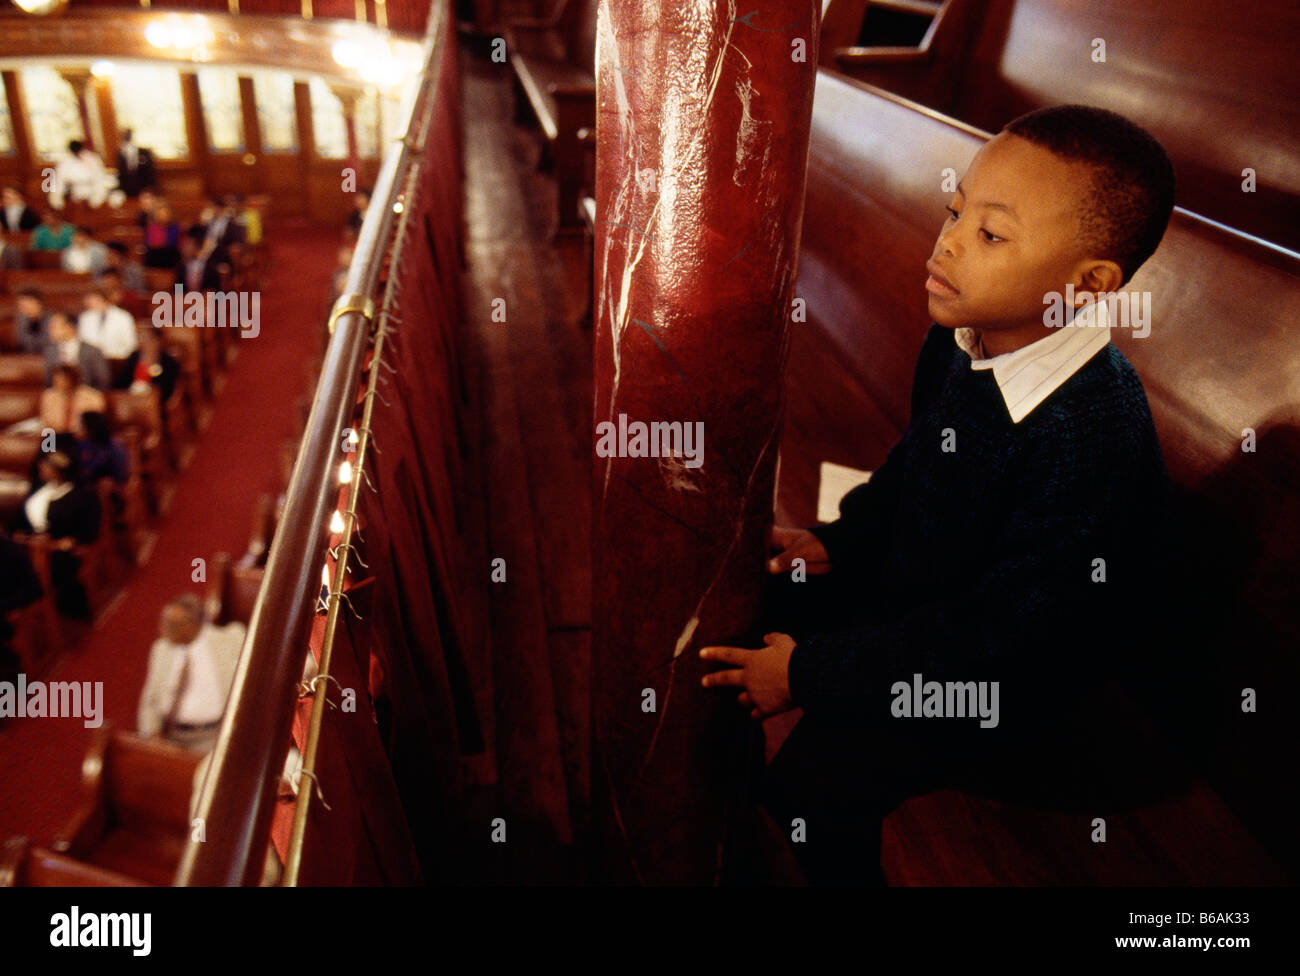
[591,1,819,883]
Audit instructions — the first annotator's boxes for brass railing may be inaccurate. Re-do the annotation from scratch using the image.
[174,0,452,886]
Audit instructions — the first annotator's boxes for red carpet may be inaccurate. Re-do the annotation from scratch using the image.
[0,220,338,843]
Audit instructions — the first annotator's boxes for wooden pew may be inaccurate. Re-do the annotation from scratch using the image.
[0,353,45,388]
[0,430,38,476]
[504,0,597,233]
[1,836,147,886]
[49,727,203,886]
[240,494,277,569]
[783,70,1300,883]
[207,550,265,626]
[0,389,40,427]
[1,269,94,298]
[106,387,170,489]
[827,0,1300,252]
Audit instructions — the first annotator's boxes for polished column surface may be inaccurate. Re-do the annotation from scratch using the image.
[591,0,819,883]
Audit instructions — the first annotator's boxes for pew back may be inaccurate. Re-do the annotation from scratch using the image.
[785,70,1300,878]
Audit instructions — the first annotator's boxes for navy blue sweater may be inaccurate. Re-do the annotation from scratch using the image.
[789,323,1171,730]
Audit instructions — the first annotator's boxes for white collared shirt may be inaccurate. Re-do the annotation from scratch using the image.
[78,304,138,359]
[24,481,73,534]
[953,299,1112,423]
[161,623,245,726]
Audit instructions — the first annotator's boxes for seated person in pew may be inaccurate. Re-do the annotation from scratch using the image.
[700,105,1176,885]
[14,289,51,355]
[194,196,245,265]
[234,195,262,247]
[346,188,371,238]
[96,266,150,319]
[49,140,110,210]
[116,327,180,406]
[44,312,110,391]
[78,287,139,365]
[9,448,100,620]
[142,203,182,270]
[134,189,158,230]
[0,185,41,232]
[174,230,224,295]
[61,227,108,275]
[102,241,147,293]
[39,364,106,437]
[76,411,130,487]
[0,235,22,271]
[0,532,43,688]
[31,211,73,252]
[137,594,245,755]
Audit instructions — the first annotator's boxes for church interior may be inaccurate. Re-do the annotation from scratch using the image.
[0,0,1296,890]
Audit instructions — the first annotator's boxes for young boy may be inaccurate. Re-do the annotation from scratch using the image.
[699,105,1176,885]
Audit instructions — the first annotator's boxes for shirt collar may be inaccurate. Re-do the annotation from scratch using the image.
[953,299,1112,423]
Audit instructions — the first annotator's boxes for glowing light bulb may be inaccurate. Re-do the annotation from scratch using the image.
[329,511,345,534]
[321,563,330,587]
[339,460,353,484]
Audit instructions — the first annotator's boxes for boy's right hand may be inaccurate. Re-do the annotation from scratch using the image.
[767,525,831,575]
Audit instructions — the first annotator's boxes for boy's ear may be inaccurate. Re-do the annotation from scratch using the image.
[1073,259,1125,300]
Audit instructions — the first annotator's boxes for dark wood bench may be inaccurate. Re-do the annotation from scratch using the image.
[49,727,203,886]
[825,0,1300,252]
[779,70,1300,883]
[504,0,597,234]
[0,269,94,298]
[1,836,147,886]
[207,550,266,626]
[0,353,45,388]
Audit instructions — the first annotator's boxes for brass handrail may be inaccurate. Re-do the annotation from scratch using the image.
[174,0,451,886]
[282,74,436,887]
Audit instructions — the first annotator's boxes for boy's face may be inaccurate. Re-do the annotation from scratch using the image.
[926,133,1100,335]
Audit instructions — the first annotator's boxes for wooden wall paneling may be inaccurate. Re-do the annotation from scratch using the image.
[179,71,212,195]
[0,71,34,193]
[93,77,119,168]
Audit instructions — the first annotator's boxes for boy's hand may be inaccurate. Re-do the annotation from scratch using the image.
[768,525,830,575]
[699,633,797,720]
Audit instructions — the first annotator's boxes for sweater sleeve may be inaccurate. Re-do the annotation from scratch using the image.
[788,420,1148,723]
[806,325,948,574]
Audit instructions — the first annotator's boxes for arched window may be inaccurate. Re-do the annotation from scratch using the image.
[197,67,246,154]
[18,66,81,159]
[251,70,298,154]
[110,63,189,159]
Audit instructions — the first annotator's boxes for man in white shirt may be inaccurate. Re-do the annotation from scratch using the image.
[137,594,246,753]
[50,140,111,209]
[61,227,109,275]
[78,287,139,360]
[45,312,110,390]
[0,185,39,231]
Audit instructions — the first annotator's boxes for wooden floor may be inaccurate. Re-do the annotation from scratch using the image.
[445,46,595,883]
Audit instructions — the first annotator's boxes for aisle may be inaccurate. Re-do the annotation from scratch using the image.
[0,222,337,842]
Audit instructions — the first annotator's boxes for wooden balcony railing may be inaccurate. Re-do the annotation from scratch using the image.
[174,0,460,886]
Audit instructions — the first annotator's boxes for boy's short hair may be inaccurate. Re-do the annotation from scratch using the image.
[1003,104,1175,283]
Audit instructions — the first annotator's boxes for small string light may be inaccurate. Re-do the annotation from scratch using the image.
[339,460,353,484]
[329,511,345,534]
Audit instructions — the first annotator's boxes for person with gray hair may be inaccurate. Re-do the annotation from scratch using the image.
[136,594,246,753]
